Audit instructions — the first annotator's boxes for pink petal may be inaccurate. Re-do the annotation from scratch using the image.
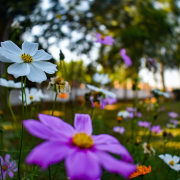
[92,134,119,144]
[96,151,136,179]
[8,171,14,178]
[74,114,92,135]
[23,120,67,141]
[65,150,101,180]
[38,114,74,137]
[5,154,10,162]
[94,143,133,163]
[26,141,71,169]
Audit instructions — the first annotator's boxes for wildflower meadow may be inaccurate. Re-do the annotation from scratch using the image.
[0,0,180,180]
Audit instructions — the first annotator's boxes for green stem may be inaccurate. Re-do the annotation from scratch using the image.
[7,89,16,122]
[52,92,57,116]
[18,77,26,180]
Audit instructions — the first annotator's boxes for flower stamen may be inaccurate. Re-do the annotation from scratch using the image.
[21,53,33,63]
[169,160,174,166]
[72,132,93,148]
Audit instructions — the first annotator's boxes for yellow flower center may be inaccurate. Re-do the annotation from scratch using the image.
[72,132,93,148]
[21,53,33,63]
[169,160,174,166]
[29,95,33,100]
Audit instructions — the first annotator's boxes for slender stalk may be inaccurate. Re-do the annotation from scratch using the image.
[17,77,25,180]
[52,92,57,116]
[7,89,16,122]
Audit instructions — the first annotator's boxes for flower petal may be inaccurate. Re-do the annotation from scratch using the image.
[33,61,57,74]
[8,171,14,178]
[27,64,47,83]
[65,150,101,180]
[33,50,52,61]
[74,114,92,135]
[38,114,74,137]
[8,63,30,77]
[26,141,71,169]
[22,41,39,56]
[5,154,10,162]
[94,143,133,163]
[172,164,180,171]
[0,50,12,62]
[0,41,22,62]
[92,134,119,144]
[96,151,136,179]
[173,156,180,164]
[23,120,67,141]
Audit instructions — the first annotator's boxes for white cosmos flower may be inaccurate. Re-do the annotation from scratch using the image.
[0,41,57,83]
[159,154,180,171]
[19,88,49,105]
[117,110,131,118]
[0,78,21,88]
[87,84,116,98]
[93,73,110,85]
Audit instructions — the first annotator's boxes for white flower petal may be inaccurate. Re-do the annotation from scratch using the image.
[32,61,57,74]
[0,49,13,62]
[27,64,47,83]
[173,156,180,164]
[1,41,22,54]
[172,164,180,171]
[0,47,22,63]
[33,50,52,61]
[8,63,30,77]
[22,41,39,56]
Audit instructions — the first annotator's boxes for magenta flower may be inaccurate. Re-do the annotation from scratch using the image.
[168,112,178,119]
[95,33,114,45]
[113,126,125,134]
[23,114,136,179]
[138,121,151,128]
[0,154,17,180]
[119,48,132,67]
[169,119,179,125]
[126,107,142,118]
[151,125,162,134]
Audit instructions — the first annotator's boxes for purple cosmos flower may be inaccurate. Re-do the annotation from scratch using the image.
[113,126,125,134]
[138,121,151,128]
[0,154,17,180]
[168,112,178,119]
[126,107,142,118]
[151,125,162,134]
[169,119,179,125]
[23,114,136,179]
[95,33,114,45]
[119,48,132,67]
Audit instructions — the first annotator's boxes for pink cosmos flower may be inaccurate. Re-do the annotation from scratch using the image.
[23,114,136,179]
[168,112,178,119]
[119,48,132,67]
[0,154,17,179]
[126,107,142,118]
[113,126,125,134]
[151,125,162,134]
[95,33,114,45]
[138,121,151,128]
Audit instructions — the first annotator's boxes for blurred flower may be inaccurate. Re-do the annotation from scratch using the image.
[0,154,17,179]
[0,41,57,82]
[138,121,151,128]
[142,142,155,155]
[159,154,180,171]
[23,113,136,179]
[48,76,71,94]
[151,125,162,134]
[120,48,132,67]
[95,33,114,45]
[113,126,125,134]
[0,78,21,88]
[170,119,179,125]
[93,73,110,85]
[126,107,142,118]
[168,112,178,119]
[19,88,48,105]
[166,123,177,129]
[58,93,69,99]
[129,165,151,178]
[117,110,131,122]
[152,89,170,98]
[56,13,62,19]
[146,58,157,71]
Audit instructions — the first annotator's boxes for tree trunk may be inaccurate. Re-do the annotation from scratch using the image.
[160,63,166,91]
